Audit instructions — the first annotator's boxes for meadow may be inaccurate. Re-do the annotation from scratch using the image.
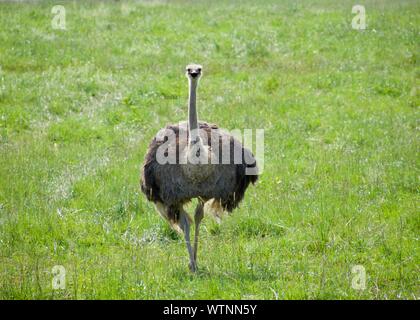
[0,0,418,299]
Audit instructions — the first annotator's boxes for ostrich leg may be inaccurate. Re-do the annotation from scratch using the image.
[180,210,196,272]
[193,201,204,264]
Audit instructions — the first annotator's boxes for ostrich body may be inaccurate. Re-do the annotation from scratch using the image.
[141,64,258,272]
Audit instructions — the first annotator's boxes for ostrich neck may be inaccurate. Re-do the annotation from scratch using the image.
[188,79,199,144]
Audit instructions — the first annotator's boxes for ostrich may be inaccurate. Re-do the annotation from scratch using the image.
[140,64,258,272]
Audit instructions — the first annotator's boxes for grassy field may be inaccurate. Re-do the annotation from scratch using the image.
[0,0,418,299]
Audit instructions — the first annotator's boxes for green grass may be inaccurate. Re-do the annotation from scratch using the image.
[0,0,419,299]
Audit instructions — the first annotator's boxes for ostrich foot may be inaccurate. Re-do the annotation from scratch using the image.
[189,261,197,273]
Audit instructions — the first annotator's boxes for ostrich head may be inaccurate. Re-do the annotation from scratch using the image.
[185,63,202,81]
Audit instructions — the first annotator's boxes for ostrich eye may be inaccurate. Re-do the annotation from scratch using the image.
[187,68,191,72]
[197,68,201,72]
